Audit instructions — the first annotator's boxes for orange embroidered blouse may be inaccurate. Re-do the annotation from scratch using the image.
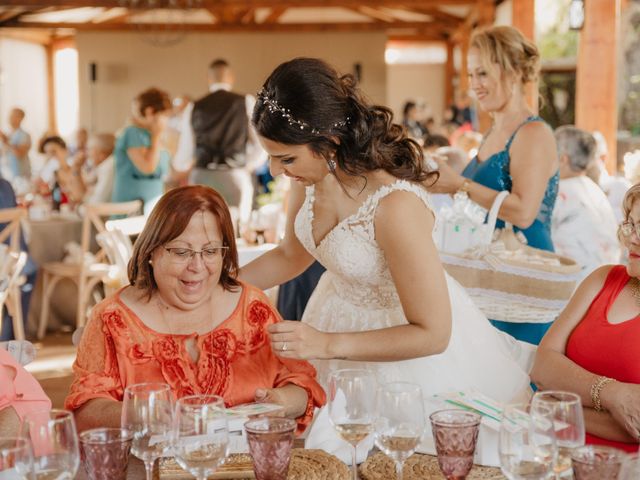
[64,282,325,432]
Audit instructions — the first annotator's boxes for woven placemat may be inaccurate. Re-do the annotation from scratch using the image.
[159,448,349,479]
[359,452,506,480]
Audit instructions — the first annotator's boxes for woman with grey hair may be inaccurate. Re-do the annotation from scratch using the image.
[551,125,620,279]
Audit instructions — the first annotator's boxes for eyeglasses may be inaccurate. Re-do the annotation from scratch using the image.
[620,221,640,238]
[163,246,228,264]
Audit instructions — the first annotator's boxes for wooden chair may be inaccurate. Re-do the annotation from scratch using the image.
[38,201,142,339]
[0,207,28,340]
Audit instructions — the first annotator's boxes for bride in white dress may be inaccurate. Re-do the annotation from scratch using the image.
[240,58,532,458]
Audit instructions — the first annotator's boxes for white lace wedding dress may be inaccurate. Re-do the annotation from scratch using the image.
[297,180,533,460]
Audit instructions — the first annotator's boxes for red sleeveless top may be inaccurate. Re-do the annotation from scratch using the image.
[566,265,640,452]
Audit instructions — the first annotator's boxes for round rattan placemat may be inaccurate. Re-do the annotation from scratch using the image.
[288,449,351,480]
[359,452,506,480]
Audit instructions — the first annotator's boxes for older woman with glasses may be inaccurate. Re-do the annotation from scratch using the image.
[65,185,325,433]
[531,183,640,453]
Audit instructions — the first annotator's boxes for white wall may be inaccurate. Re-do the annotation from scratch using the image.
[386,63,446,124]
[0,37,49,169]
[75,31,387,134]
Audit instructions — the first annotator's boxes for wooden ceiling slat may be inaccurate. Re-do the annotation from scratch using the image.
[262,6,286,23]
[1,0,475,8]
[351,6,395,23]
[11,19,454,34]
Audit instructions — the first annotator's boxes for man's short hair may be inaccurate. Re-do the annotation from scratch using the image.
[555,125,597,172]
[39,135,66,154]
[209,59,229,70]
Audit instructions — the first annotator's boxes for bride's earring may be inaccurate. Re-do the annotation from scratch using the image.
[327,157,337,173]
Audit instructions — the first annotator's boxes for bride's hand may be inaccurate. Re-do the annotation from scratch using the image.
[268,321,331,360]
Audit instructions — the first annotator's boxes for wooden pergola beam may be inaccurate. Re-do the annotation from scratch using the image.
[262,6,285,23]
[397,6,464,25]
[10,20,446,32]
[349,6,394,23]
[0,0,475,8]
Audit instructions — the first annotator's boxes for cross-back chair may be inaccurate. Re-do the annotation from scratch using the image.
[0,207,28,340]
[38,200,142,339]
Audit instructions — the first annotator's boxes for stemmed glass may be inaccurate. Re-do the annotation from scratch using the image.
[499,403,556,479]
[121,382,174,480]
[20,409,80,480]
[531,391,585,479]
[173,394,229,480]
[0,437,34,479]
[374,382,425,480]
[328,369,377,480]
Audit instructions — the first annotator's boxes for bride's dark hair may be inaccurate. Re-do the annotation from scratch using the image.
[252,57,437,184]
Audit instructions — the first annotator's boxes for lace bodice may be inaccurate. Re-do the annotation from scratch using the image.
[294,180,431,309]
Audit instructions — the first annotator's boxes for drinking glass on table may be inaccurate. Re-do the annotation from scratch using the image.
[429,409,481,480]
[328,369,377,480]
[374,382,425,480]
[173,395,229,480]
[499,403,555,480]
[79,428,133,480]
[0,437,33,479]
[571,445,627,479]
[531,391,585,479]
[121,382,174,480]
[20,409,80,480]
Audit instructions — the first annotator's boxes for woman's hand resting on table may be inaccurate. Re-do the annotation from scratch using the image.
[254,384,309,419]
[601,382,640,441]
[268,321,332,360]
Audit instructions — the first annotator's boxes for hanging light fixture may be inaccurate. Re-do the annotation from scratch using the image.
[119,0,202,47]
[568,0,585,31]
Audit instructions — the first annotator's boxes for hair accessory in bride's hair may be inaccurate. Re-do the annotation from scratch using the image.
[257,88,349,135]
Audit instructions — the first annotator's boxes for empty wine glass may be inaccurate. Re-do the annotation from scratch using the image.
[328,369,377,480]
[499,403,556,480]
[173,395,229,480]
[374,382,425,480]
[531,391,585,479]
[20,409,80,480]
[121,382,174,480]
[0,437,33,479]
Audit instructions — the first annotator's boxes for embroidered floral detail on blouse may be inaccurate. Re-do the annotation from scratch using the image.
[245,300,273,351]
[104,309,127,332]
[199,329,238,396]
[127,344,153,364]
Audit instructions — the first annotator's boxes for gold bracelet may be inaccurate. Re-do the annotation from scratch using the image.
[458,178,472,195]
[590,376,617,412]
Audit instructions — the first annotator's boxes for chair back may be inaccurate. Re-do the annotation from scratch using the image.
[0,207,27,252]
[81,201,142,261]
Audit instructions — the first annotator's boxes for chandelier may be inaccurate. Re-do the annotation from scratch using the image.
[119,0,203,47]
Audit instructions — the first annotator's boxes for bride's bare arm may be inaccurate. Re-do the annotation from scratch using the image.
[238,182,315,290]
[268,190,452,361]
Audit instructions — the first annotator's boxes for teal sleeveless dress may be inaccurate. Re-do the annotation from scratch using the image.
[461,116,559,345]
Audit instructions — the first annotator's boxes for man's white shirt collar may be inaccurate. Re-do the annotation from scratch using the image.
[209,83,232,93]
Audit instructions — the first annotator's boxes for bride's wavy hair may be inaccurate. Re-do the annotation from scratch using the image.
[252,57,437,184]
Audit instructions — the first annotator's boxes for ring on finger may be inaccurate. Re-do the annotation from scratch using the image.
[282,341,288,352]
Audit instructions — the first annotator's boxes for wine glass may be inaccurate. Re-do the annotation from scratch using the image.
[121,382,174,480]
[20,409,80,480]
[531,391,585,479]
[0,437,34,479]
[328,369,377,480]
[499,403,556,480]
[374,382,425,480]
[173,395,229,480]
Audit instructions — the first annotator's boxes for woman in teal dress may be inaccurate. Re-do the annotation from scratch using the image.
[112,87,172,207]
[429,26,559,345]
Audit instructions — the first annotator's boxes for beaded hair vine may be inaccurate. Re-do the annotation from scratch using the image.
[257,88,349,135]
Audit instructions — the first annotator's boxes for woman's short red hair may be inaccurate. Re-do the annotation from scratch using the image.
[128,185,240,298]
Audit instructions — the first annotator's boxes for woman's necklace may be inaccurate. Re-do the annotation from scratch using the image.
[154,295,218,396]
[628,277,640,306]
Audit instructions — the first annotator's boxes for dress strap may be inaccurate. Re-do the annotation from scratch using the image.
[505,115,544,151]
[363,180,432,217]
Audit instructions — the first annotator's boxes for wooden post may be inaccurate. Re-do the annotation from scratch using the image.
[512,0,538,113]
[575,0,620,173]
[45,42,57,134]
[445,40,454,108]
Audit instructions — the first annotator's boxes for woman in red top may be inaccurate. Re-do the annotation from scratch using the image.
[532,183,640,452]
[65,185,325,434]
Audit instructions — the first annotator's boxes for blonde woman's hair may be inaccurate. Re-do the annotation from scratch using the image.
[470,25,540,85]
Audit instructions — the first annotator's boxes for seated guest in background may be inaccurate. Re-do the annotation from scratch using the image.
[36,135,71,191]
[65,185,325,433]
[401,101,427,142]
[0,107,31,179]
[69,127,89,171]
[552,126,620,280]
[112,87,171,208]
[0,178,37,341]
[532,183,640,453]
[0,347,51,436]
